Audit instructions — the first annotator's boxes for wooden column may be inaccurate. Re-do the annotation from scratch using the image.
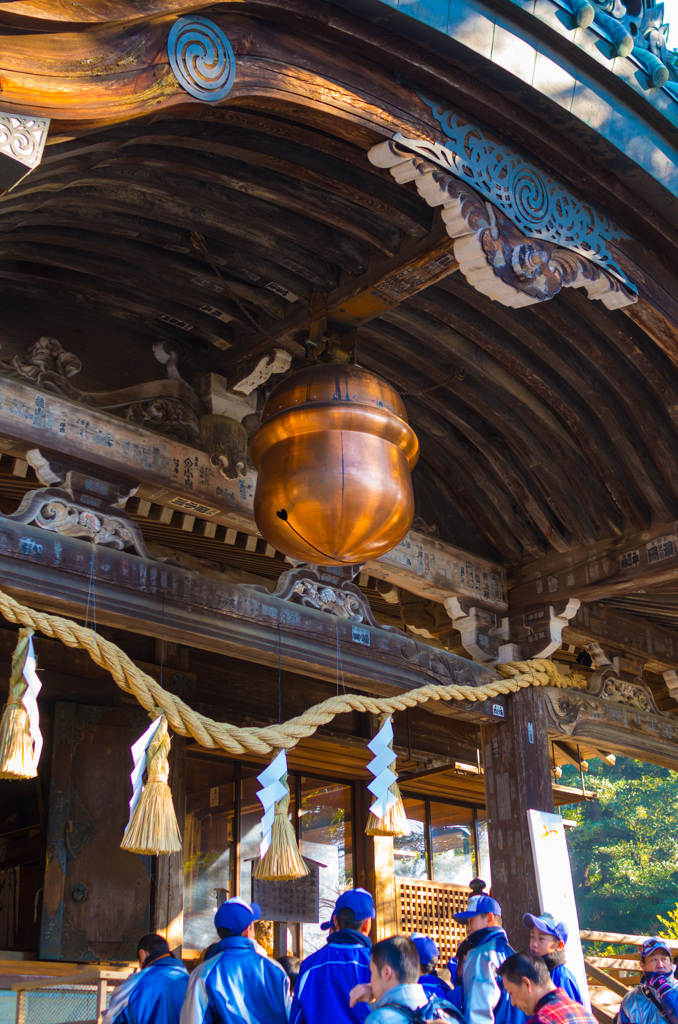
[482,688,554,947]
[355,782,397,941]
[151,736,186,954]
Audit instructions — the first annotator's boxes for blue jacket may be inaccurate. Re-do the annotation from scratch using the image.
[104,956,189,1024]
[420,974,457,1003]
[619,973,678,1024]
[291,929,372,1024]
[459,927,525,1024]
[549,963,583,1006]
[180,935,290,1024]
[367,983,429,1023]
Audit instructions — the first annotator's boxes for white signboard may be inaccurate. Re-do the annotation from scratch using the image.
[527,809,590,1010]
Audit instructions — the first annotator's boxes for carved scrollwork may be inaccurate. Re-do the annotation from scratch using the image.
[168,15,236,102]
[261,565,401,630]
[369,140,636,310]
[0,112,50,174]
[0,336,202,443]
[290,580,365,620]
[588,671,660,713]
[5,485,155,557]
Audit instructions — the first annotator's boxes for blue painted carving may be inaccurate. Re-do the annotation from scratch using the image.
[403,92,635,289]
[168,15,236,103]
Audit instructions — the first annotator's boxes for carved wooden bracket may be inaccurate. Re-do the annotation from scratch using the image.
[369,139,636,310]
[0,448,156,559]
[664,669,678,705]
[444,597,580,663]
[0,111,50,193]
[542,684,678,764]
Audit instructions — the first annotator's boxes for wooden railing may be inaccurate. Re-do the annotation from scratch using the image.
[581,929,678,984]
[397,878,471,961]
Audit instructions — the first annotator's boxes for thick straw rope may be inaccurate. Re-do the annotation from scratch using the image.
[0,587,584,756]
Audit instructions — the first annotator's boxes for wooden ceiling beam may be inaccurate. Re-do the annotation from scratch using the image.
[221,217,458,362]
[510,522,678,612]
[563,601,678,673]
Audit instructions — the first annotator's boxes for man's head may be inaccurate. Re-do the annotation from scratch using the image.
[214,897,261,940]
[370,936,420,1001]
[523,912,568,956]
[326,888,376,935]
[453,894,502,935]
[411,933,439,975]
[641,938,673,974]
[136,933,171,968]
[498,952,554,1014]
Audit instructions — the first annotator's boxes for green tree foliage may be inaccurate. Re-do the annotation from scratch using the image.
[561,757,678,934]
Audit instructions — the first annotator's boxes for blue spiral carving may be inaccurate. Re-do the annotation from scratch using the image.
[168,15,236,103]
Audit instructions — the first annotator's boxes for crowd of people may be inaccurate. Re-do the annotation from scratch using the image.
[101,889,678,1024]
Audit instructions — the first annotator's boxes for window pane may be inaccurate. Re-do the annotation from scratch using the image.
[430,803,475,885]
[299,779,353,956]
[476,817,492,887]
[184,758,235,955]
[394,797,427,879]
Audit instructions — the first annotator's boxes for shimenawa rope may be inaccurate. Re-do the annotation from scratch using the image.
[0,586,584,757]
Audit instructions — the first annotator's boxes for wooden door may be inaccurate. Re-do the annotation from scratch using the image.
[40,703,153,962]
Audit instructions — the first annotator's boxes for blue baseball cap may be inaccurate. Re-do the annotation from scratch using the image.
[453,894,502,921]
[215,897,261,935]
[411,933,439,965]
[641,937,672,960]
[523,912,568,945]
[324,888,375,926]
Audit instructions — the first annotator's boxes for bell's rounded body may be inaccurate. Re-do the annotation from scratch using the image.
[249,364,419,565]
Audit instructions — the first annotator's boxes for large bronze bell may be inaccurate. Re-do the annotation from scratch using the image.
[249,363,419,565]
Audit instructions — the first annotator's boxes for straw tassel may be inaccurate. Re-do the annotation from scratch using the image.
[121,716,181,855]
[365,714,408,836]
[0,629,40,780]
[254,774,308,881]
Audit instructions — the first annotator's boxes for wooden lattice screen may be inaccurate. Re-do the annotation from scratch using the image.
[397,879,472,961]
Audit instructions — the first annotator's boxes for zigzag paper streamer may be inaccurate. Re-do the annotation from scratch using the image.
[21,636,43,770]
[367,718,398,819]
[128,717,162,821]
[256,749,289,856]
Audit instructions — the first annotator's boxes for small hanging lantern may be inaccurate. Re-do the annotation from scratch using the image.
[249,363,419,564]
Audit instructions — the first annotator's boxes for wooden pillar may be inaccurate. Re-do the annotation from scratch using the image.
[482,688,554,947]
[151,735,186,954]
[355,782,397,941]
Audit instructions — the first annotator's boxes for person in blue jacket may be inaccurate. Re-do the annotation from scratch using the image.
[410,933,456,1003]
[453,894,525,1024]
[180,897,290,1024]
[523,913,583,1005]
[104,934,189,1024]
[291,888,375,1024]
[618,938,678,1024]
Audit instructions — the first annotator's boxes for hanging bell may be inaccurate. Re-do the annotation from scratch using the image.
[249,363,419,565]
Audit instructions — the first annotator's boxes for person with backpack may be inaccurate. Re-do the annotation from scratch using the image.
[291,888,375,1024]
[617,938,678,1024]
[452,894,524,1024]
[411,934,456,1002]
[497,952,595,1024]
[349,935,465,1023]
[522,913,582,1004]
